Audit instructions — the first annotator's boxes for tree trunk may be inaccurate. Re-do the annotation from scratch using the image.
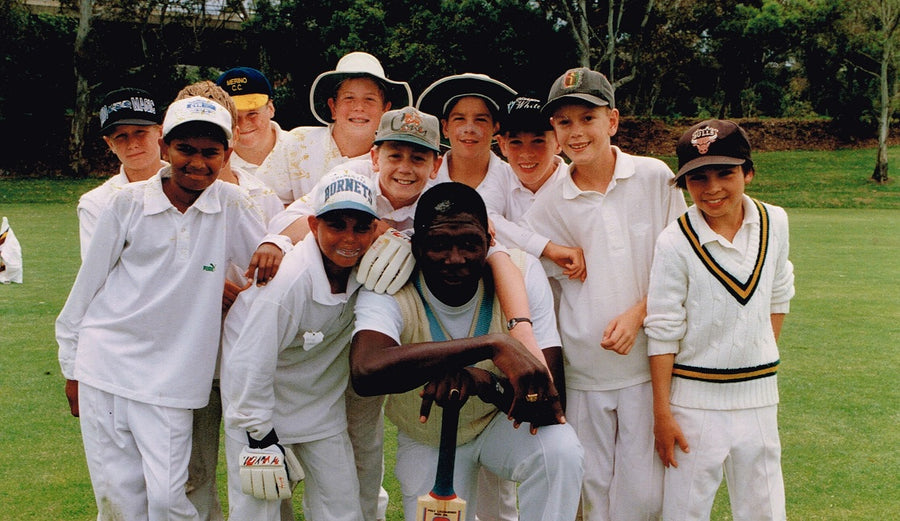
[873,12,893,183]
[68,0,93,178]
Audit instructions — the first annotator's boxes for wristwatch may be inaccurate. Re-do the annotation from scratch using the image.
[506,317,532,331]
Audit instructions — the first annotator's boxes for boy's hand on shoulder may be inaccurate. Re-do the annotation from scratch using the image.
[653,410,689,467]
[543,242,586,281]
[600,300,647,355]
[245,243,284,286]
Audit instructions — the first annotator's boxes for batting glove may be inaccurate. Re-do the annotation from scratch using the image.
[240,430,304,500]
[356,228,415,294]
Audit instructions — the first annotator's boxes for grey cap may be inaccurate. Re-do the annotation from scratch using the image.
[374,106,441,152]
[543,67,615,115]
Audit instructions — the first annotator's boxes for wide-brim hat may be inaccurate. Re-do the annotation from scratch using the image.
[416,73,517,119]
[675,119,752,182]
[309,52,412,125]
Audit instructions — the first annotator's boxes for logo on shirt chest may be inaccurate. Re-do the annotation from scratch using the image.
[202,263,216,272]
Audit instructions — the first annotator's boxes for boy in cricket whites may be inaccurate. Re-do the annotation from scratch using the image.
[77,87,165,260]
[523,67,687,521]
[221,169,382,521]
[645,120,794,521]
[480,95,587,283]
[57,95,279,520]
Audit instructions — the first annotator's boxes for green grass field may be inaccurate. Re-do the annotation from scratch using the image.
[1,147,898,519]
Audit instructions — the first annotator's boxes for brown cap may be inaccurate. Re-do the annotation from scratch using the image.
[675,119,751,181]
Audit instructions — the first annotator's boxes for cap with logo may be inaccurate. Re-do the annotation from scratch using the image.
[215,67,273,111]
[309,52,413,125]
[162,96,233,141]
[98,87,162,135]
[416,73,517,119]
[374,106,441,153]
[675,119,752,181]
[542,67,615,115]
[500,96,551,134]
[310,169,380,219]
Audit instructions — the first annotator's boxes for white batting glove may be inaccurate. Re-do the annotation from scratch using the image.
[356,228,415,294]
[239,431,304,500]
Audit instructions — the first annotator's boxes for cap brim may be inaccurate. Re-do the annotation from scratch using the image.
[675,156,747,180]
[310,72,413,125]
[100,118,160,135]
[374,134,441,153]
[542,93,610,115]
[315,200,380,218]
[416,75,517,118]
[232,94,270,111]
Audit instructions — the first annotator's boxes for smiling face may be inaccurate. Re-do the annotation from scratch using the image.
[104,124,163,174]
[414,212,489,305]
[161,135,230,194]
[327,77,391,140]
[308,210,378,272]
[684,164,754,228]
[441,96,499,161]
[549,103,618,166]
[235,100,274,150]
[497,130,560,192]
[371,141,441,209]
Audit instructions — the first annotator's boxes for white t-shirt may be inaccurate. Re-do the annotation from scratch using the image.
[523,147,687,391]
[222,234,363,444]
[354,253,560,350]
[56,167,267,408]
[479,157,567,258]
[434,150,508,193]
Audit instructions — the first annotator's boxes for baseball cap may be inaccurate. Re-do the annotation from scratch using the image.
[310,169,380,219]
[675,119,752,181]
[543,67,615,115]
[374,106,441,153]
[215,67,273,111]
[98,88,162,135]
[414,182,488,237]
[309,52,413,125]
[162,96,233,141]
[416,73,517,119]
[500,96,551,134]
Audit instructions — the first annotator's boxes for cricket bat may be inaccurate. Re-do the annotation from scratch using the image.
[416,400,466,521]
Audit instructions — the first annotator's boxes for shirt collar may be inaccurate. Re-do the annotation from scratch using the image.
[144,166,223,216]
[688,194,758,246]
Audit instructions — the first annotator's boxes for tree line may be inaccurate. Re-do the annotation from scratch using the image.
[0,0,896,181]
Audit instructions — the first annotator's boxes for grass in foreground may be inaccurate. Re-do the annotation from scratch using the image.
[0,147,897,519]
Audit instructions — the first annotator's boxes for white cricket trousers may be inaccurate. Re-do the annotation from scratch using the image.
[663,405,785,521]
[345,386,390,520]
[225,430,364,521]
[78,383,199,521]
[568,382,664,521]
[395,412,584,521]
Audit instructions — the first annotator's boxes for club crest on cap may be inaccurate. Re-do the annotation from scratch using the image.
[691,127,719,155]
[394,110,427,137]
[185,98,219,114]
[563,69,583,90]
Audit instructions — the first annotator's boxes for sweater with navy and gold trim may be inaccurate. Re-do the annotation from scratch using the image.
[644,196,795,410]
